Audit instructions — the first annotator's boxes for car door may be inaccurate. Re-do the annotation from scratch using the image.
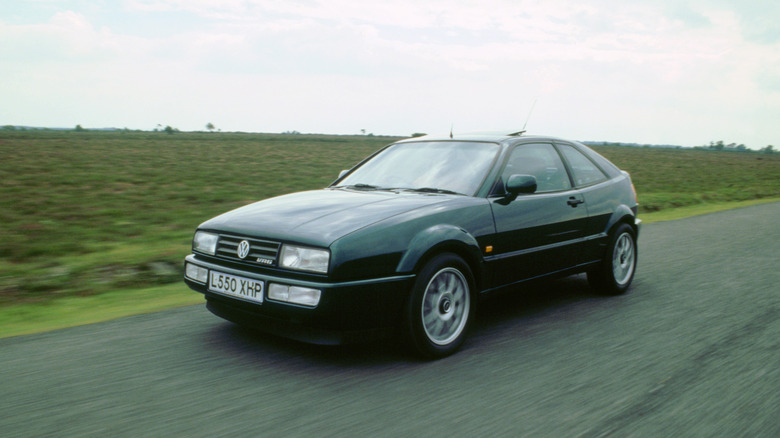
[487,142,589,287]
[555,141,614,262]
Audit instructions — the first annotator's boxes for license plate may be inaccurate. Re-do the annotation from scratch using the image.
[208,271,264,304]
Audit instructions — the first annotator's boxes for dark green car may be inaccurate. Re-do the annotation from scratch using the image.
[184,132,640,358]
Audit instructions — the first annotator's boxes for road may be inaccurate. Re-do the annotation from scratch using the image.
[1,202,778,437]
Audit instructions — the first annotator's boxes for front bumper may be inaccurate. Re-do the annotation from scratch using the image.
[183,254,415,345]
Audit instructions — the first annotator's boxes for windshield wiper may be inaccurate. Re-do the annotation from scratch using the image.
[399,187,464,196]
[334,183,383,191]
[335,184,463,195]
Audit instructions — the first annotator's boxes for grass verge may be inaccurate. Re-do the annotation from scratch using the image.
[2,199,777,340]
[638,197,780,223]
[0,284,202,339]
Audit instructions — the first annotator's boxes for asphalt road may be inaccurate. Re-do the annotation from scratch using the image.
[2,203,778,437]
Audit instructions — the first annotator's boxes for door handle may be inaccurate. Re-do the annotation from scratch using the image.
[567,197,584,207]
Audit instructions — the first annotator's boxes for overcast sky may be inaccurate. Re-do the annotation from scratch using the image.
[1,0,778,148]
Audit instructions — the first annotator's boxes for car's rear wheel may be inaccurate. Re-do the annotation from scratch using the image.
[588,223,637,295]
[404,253,474,359]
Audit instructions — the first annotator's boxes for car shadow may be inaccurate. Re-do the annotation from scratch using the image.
[202,274,604,367]
[204,319,411,367]
[474,273,597,328]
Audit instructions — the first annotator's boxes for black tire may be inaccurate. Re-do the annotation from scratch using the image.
[403,253,475,359]
[588,223,637,295]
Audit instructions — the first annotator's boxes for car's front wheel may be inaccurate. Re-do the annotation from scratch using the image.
[403,253,474,359]
[588,223,637,295]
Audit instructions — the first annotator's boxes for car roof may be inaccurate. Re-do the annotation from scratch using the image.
[398,131,578,145]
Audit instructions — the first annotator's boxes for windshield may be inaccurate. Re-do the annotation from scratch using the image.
[335,141,500,196]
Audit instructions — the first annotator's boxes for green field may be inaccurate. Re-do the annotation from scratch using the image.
[1,130,778,336]
[590,145,779,211]
[0,130,399,306]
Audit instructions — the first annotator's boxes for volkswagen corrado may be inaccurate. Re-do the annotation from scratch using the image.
[184,132,640,358]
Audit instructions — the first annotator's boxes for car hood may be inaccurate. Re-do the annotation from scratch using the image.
[199,188,453,247]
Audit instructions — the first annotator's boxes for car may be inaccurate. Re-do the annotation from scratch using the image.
[183,131,640,358]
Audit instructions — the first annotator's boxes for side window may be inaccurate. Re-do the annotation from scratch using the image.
[498,143,571,193]
[558,144,608,187]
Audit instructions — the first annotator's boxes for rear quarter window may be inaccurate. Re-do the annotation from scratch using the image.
[580,145,622,179]
[558,144,608,187]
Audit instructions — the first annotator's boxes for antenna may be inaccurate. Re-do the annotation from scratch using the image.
[522,99,537,132]
[450,124,453,139]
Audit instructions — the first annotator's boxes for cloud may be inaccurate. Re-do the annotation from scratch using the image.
[720,0,780,44]
[1,0,777,146]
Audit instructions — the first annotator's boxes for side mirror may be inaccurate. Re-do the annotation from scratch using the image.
[338,169,349,179]
[506,174,537,195]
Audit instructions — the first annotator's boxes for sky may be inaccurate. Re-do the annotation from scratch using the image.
[1,0,778,148]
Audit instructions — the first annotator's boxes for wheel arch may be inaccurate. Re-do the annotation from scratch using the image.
[604,204,640,237]
[396,225,485,292]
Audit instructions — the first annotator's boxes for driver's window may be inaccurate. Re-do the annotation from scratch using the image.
[498,143,571,193]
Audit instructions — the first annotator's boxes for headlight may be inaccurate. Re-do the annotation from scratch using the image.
[193,231,218,255]
[279,245,330,273]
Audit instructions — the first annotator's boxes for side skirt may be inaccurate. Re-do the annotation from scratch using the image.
[478,260,601,296]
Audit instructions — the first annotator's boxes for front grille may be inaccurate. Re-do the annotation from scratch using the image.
[215,234,281,266]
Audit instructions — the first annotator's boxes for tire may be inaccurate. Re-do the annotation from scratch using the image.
[403,253,475,359]
[588,223,637,295]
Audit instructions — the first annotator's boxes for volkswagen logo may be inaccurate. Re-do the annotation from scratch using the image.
[237,240,250,259]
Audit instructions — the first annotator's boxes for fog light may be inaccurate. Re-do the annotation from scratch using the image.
[268,283,321,307]
[288,286,321,307]
[185,263,208,283]
[268,283,289,301]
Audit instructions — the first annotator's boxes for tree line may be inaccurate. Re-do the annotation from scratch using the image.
[695,140,775,154]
